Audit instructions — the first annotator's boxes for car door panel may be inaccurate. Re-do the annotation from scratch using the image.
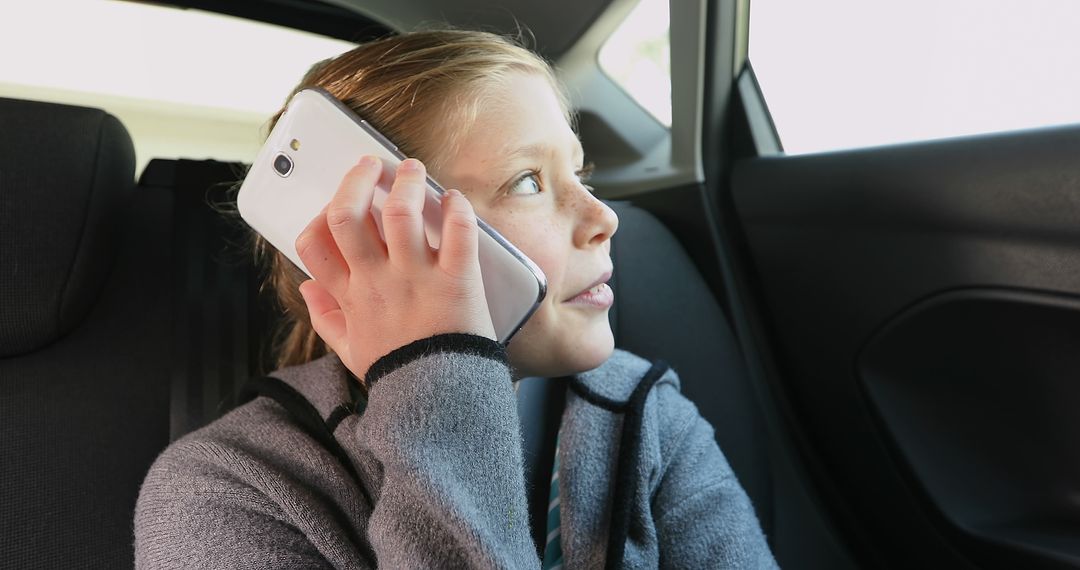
[729,118,1080,568]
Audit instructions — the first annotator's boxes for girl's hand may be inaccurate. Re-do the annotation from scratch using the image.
[294,155,496,381]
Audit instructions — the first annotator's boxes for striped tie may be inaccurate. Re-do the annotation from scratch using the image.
[541,429,564,570]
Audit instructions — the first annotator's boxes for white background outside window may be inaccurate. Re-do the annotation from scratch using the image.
[599,0,672,126]
[0,0,355,175]
[749,0,1080,154]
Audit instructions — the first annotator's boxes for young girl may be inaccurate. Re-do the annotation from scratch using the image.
[134,30,778,569]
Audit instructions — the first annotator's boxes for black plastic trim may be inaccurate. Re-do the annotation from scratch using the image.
[145,0,393,42]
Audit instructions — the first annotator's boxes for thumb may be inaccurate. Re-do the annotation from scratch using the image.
[298,279,348,354]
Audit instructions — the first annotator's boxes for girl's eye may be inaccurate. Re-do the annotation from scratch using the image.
[509,172,542,196]
[576,161,596,193]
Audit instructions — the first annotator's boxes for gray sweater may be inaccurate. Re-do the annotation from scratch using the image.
[134,334,778,568]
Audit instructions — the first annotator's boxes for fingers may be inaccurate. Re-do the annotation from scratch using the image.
[382,159,433,270]
[325,156,386,271]
[295,205,349,295]
[438,189,481,280]
[298,279,347,353]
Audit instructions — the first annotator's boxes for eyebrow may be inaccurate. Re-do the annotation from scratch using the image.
[503,139,585,163]
[505,142,551,162]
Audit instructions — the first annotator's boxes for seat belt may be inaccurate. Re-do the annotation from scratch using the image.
[238,375,364,487]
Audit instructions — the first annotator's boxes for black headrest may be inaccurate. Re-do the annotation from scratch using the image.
[0,97,135,357]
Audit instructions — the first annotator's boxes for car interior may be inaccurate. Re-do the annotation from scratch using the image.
[3,1,1078,569]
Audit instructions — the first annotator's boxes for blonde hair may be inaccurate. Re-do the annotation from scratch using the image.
[253,29,571,370]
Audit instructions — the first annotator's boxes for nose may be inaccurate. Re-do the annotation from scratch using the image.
[573,189,619,249]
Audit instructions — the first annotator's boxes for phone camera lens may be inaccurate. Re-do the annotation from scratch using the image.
[273,153,293,177]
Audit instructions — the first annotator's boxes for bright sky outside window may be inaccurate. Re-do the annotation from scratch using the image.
[0,0,357,174]
[598,0,672,126]
[0,0,355,115]
[749,0,1080,155]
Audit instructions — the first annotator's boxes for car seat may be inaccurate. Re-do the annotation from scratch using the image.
[0,97,169,569]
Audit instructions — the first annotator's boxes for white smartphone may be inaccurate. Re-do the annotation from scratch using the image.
[237,87,546,344]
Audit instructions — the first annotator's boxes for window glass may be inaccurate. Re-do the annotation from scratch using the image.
[598,0,671,126]
[0,0,355,175]
[749,0,1080,154]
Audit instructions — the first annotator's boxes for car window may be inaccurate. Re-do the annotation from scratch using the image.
[749,0,1080,154]
[0,0,355,176]
[598,0,671,126]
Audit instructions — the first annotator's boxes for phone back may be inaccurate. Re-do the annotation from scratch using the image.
[237,88,546,344]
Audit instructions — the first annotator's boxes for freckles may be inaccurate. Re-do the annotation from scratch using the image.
[555,190,573,209]
[555,188,591,219]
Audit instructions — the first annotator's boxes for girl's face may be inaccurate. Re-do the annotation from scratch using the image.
[436,72,619,378]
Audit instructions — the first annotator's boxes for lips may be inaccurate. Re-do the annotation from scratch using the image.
[570,269,613,300]
[561,270,613,308]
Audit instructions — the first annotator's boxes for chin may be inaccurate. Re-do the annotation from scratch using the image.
[508,319,615,378]
[568,325,615,372]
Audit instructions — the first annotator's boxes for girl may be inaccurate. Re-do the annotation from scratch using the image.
[134,30,778,569]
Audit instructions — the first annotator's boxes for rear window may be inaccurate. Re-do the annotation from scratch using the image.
[0,0,355,175]
[598,0,671,126]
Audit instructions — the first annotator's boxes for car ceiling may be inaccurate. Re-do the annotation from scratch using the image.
[149,0,614,58]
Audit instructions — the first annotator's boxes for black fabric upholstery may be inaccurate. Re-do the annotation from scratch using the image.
[606,200,774,536]
[0,97,135,357]
[0,99,169,569]
[139,159,276,440]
